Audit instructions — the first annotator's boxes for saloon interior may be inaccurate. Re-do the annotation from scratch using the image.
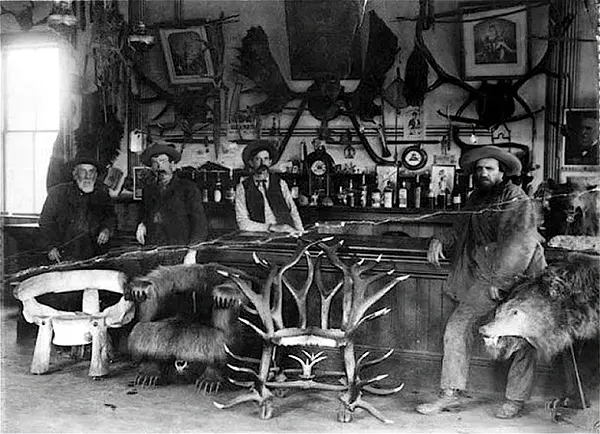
[1,0,599,432]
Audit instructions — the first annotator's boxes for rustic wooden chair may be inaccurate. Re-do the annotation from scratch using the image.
[214,237,409,424]
[13,269,135,378]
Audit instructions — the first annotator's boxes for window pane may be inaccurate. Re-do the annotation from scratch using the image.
[6,49,37,130]
[4,132,35,213]
[35,48,60,130]
[33,132,57,212]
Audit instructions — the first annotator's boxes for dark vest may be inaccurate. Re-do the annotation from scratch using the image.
[243,173,294,227]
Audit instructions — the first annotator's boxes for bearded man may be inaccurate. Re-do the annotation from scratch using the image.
[39,153,116,263]
[135,144,207,264]
[235,140,303,235]
[415,146,547,419]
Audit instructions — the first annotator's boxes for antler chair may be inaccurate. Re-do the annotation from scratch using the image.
[13,269,135,378]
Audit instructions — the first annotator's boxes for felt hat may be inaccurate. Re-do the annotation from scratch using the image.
[459,146,522,177]
[242,140,279,167]
[141,144,181,167]
[70,150,100,171]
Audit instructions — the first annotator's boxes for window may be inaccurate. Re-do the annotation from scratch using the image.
[2,45,60,215]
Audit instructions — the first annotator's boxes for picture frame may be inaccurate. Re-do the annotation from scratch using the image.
[561,108,599,169]
[133,167,152,201]
[460,5,529,80]
[431,165,456,196]
[159,27,215,85]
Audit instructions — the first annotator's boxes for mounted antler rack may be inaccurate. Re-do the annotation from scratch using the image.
[213,237,409,424]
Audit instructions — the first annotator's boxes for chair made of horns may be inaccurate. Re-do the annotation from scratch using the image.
[14,269,135,377]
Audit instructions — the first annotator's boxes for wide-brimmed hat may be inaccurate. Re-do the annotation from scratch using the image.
[459,146,522,177]
[141,144,181,167]
[242,140,279,166]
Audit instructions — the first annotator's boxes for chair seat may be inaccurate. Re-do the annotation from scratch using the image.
[271,327,348,348]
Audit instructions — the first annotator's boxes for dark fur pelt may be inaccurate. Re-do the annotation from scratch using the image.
[480,253,600,361]
[128,319,233,363]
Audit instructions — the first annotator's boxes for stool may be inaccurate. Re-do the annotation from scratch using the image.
[13,269,135,377]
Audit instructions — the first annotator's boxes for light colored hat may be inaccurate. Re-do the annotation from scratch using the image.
[459,146,522,176]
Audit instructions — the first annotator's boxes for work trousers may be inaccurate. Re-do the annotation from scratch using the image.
[440,283,537,401]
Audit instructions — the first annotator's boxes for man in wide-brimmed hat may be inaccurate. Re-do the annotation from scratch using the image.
[39,151,116,263]
[416,146,546,419]
[136,144,207,263]
[235,140,303,234]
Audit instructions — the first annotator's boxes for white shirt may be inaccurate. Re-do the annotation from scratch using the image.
[235,176,304,232]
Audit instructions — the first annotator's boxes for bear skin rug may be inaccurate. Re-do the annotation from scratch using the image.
[479,252,599,362]
[125,263,250,394]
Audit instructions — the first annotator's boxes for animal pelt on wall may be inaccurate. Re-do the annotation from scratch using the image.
[125,263,251,392]
[480,252,600,362]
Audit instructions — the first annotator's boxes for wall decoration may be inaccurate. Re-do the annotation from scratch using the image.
[133,167,152,200]
[561,108,599,168]
[159,27,214,85]
[461,6,529,80]
[431,165,455,196]
[284,0,362,79]
[402,107,424,139]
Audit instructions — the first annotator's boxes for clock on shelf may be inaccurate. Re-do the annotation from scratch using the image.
[305,145,335,198]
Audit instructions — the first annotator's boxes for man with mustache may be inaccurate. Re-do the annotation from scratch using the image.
[39,153,116,263]
[136,144,207,264]
[416,146,546,419]
[235,140,303,234]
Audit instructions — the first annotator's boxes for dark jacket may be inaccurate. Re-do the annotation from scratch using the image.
[439,181,546,302]
[39,181,116,260]
[141,176,208,247]
[242,173,294,226]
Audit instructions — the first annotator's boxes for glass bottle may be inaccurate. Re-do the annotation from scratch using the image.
[346,178,355,207]
[371,177,381,208]
[213,172,222,203]
[398,180,408,208]
[359,173,368,208]
[290,176,299,200]
[225,169,236,203]
[201,171,209,203]
[383,181,393,208]
[414,175,422,209]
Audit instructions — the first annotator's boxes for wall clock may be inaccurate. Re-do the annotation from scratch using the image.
[401,145,428,170]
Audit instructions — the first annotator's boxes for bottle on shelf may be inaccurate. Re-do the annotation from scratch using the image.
[445,179,453,209]
[336,185,346,206]
[452,172,462,210]
[290,176,299,200]
[346,178,355,207]
[371,177,381,208]
[383,181,393,208]
[414,175,422,209]
[213,172,222,203]
[225,169,236,203]
[201,171,209,203]
[436,178,447,210]
[359,173,368,208]
[397,180,408,208]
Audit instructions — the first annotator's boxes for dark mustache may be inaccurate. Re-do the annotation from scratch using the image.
[256,164,269,173]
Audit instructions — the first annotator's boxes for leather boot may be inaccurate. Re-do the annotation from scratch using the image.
[494,399,524,419]
[416,389,463,415]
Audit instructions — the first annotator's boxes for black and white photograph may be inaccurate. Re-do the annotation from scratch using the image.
[2,1,598,433]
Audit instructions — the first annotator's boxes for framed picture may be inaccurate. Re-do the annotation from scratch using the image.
[132,167,152,201]
[159,27,214,85]
[561,108,599,168]
[431,165,456,196]
[402,107,425,139]
[460,5,529,80]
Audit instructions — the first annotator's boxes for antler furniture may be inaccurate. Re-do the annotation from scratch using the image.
[214,237,409,424]
[13,269,134,378]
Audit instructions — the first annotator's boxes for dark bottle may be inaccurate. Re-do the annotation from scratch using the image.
[359,174,368,208]
[436,178,447,209]
[383,181,394,208]
[452,173,462,210]
[213,172,222,203]
[371,176,381,208]
[397,180,408,208]
[346,178,355,207]
[201,171,209,203]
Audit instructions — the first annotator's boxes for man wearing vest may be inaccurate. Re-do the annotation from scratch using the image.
[235,140,303,234]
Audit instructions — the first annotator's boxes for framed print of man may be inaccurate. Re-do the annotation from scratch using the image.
[563,109,599,166]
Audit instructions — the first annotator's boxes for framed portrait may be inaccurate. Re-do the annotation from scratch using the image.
[460,5,529,80]
[132,167,152,201]
[159,27,215,85]
[431,165,456,196]
[561,108,599,168]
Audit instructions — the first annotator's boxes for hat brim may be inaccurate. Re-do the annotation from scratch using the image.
[459,146,522,177]
[242,141,279,166]
[141,144,181,167]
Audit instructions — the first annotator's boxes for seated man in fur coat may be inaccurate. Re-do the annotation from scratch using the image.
[125,263,250,393]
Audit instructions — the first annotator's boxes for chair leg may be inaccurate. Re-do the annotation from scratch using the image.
[89,319,109,378]
[30,319,53,374]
